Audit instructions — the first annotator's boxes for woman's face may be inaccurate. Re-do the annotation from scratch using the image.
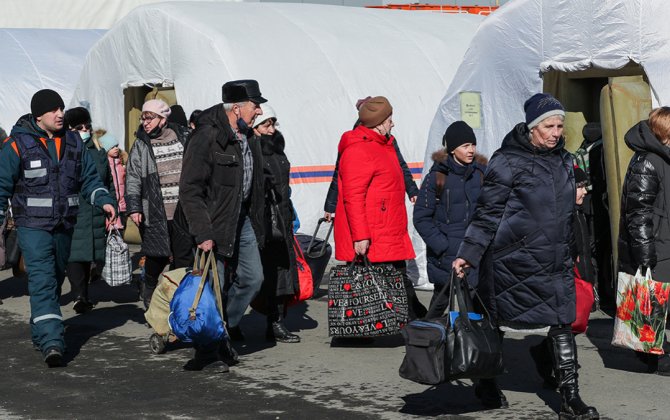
[452,143,476,165]
[71,122,92,139]
[376,115,394,137]
[254,118,276,136]
[530,115,564,150]
[107,146,120,158]
[141,112,164,134]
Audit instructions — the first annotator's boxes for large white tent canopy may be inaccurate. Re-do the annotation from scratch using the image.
[0,28,105,132]
[426,0,670,162]
[0,0,252,29]
[73,1,484,279]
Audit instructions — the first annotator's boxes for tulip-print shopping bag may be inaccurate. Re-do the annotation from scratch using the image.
[612,268,670,354]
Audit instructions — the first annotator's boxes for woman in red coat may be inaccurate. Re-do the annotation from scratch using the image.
[334,96,427,320]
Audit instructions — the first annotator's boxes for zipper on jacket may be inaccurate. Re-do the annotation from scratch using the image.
[445,189,450,224]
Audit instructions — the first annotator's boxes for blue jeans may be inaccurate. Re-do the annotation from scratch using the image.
[18,226,72,355]
[216,215,263,328]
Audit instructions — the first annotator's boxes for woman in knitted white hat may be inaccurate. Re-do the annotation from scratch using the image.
[252,104,302,343]
[126,99,186,309]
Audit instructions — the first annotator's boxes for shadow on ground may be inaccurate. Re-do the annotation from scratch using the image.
[63,304,146,364]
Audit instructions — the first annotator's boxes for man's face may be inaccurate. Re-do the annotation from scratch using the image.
[36,108,64,134]
[237,101,262,126]
[530,115,564,150]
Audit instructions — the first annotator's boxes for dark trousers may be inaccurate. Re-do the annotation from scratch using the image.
[67,261,92,299]
[143,220,186,295]
[18,226,72,355]
[390,260,427,320]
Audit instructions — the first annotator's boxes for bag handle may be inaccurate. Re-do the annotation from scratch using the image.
[344,257,397,314]
[192,248,207,273]
[425,281,451,319]
[306,218,334,257]
[188,251,226,323]
[107,226,122,240]
[446,270,494,325]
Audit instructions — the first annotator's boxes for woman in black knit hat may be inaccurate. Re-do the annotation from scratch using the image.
[452,93,599,418]
[64,107,116,314]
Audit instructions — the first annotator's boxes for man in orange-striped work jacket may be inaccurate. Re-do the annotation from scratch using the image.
[0,89,116,368]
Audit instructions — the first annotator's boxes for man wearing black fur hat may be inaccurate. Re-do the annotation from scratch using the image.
[179,80,266,371]
[0,89,116,368]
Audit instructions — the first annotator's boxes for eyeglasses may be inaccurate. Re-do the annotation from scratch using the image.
[140,115,158,123]
[74,123,92,131]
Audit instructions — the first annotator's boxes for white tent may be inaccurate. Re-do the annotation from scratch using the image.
[0,0,252,29]
[424,0,670,286]
[0,28,105,132]
[72,2,484,276]
[426,0,670,161]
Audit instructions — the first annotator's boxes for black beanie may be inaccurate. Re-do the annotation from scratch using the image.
[442,121,476,153]
[574,165,588,185]
[64,107,91,129]
[31,89,65,118]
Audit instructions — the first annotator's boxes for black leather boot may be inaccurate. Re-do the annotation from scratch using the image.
[218,339,240,366]
[142,272,158,310]
[266,318,301,343]
[549,332,599,419]
[530,338,558,388]
[184,346,229,373]
[474,378,509,409]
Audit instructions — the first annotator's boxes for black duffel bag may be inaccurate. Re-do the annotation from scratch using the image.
[399,271,504,384]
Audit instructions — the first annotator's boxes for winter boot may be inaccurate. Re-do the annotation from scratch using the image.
[550,332,599,419]
[530,337,558,388]
[183,346,229,373]
[474,378,509,409]
[142,271,159,310]
[266,318,301,343]
[218,339,240,366]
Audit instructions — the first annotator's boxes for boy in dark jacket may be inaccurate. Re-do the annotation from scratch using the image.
[413,121,485,314]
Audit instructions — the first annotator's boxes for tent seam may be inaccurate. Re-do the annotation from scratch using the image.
[4,29,45,88]
[370,11,451,87]
[267,4,354,107]
[139,5,233,92]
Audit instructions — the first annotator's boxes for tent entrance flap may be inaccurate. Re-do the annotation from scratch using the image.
[543,66,651,307]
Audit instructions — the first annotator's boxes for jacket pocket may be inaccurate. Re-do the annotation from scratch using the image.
[492,229,542,260]
[22,159,49,187]
[215,152,239,186]
[377,197,389,227]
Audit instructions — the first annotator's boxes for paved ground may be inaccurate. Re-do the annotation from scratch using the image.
[0,257,668,420]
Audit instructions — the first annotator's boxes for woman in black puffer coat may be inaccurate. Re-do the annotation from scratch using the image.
[618,107,670,376]
[65,108,116,314]
[453,94,599,419]
[253,104,300,343]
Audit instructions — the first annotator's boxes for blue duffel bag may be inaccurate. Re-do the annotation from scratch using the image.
[168,251,227,345]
